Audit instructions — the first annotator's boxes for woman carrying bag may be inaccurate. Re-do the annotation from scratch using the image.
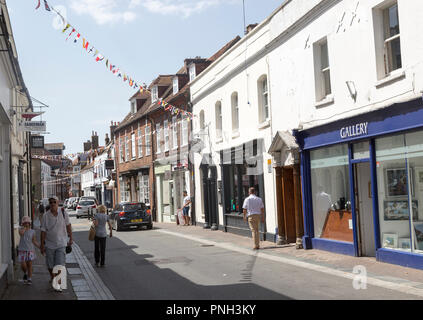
[91,205,112,267]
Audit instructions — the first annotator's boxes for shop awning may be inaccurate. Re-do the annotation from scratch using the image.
[268,130,299,167]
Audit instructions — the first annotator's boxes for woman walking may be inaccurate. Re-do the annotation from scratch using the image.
[93,205,112,267]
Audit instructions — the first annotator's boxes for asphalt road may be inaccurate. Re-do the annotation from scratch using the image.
[68,211,421,300]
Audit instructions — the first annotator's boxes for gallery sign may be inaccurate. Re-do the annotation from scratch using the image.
[18,120,46,132]
[31,135,45,148]
[340,122,368,139]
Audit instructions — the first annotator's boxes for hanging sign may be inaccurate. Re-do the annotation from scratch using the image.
[18,120,46,132]
[31,135,45,148]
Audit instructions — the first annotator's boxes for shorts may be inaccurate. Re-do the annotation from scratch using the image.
[45,247,66,269]
[183,207,190,217]
[18,251,35,263]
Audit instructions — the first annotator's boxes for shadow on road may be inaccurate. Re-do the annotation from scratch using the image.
[73,228,292,300]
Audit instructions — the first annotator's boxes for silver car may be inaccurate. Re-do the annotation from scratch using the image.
[76,199,97,219]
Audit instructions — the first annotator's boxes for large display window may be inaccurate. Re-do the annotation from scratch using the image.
[310,144,352,242]
[376,131,423,253]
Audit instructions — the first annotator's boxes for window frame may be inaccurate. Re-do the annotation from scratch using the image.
[152,86,158,103]
[231,92,239,133]
[172,116,178,150]
[145,126,151,156]
[131,132,136,160]
[189,64,196,82]
[383,2,401,75]
[138,128,143,158]
[164,120,169,152]
[173,77,179,95]
[257,75,270,123]
[156,123,161,154]
[182,117,188,147]
[215,101,223,140]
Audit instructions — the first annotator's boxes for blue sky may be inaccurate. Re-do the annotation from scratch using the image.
[8,0,281,155]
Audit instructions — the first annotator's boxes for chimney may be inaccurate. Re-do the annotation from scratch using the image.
[91,131,99,150]
[110,121,118,141]
[245,23,258,35]
[105,133,110,146]
[83,140,92,152]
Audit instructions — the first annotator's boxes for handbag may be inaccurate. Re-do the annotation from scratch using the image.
[88,223,96,241]
[62,210,72,254]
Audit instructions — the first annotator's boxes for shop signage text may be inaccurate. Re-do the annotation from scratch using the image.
[340,122,368,139]
[18,120,46,132]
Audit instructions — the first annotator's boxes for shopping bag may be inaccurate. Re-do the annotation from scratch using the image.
[88,224,96,241]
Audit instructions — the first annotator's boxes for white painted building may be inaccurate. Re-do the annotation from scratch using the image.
[190,21,278,239]
[41,160,55,199]
[263,0,423,268]
[0,2,32,294]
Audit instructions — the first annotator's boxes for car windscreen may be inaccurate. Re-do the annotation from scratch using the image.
[122,203,146,211]
[80,201,95,206]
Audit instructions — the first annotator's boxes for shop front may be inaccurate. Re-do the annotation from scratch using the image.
[294,97,423,269]
[219,139,267,238]
[155,163,174,223]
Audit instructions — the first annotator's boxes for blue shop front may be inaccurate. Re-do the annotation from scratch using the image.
[294,97,423,269]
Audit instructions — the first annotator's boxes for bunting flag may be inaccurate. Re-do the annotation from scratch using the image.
[35,0,195,119]
[44,0,51,11]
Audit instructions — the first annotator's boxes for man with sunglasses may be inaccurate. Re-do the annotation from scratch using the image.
[40,196,73,291]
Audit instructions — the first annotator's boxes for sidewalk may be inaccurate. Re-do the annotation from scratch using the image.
[154,222,423,297]
[1,229,76,300]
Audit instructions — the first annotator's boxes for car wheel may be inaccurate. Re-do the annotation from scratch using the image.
[76,216,79,219]
[147,224,153,230]
[115,219,121,232]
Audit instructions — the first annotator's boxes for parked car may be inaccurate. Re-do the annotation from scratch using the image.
[78,196,98,205]
[63,199,69,208]
[110,202,152,231]
[76,199,97,219]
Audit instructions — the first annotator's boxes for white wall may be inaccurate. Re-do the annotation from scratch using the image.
[268,0,423,133]
[191,20,278,234]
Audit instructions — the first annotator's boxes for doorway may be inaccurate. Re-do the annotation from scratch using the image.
[354,162,376,257]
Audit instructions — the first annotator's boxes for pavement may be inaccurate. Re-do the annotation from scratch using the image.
[3,212,423,300]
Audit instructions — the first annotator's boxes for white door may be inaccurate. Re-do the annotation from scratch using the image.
[356,163,376,257]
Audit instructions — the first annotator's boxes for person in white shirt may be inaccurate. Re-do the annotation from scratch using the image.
[242,187,265,250]
[182,191,191,226]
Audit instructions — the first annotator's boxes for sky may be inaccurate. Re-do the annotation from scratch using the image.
[7,0,282,155]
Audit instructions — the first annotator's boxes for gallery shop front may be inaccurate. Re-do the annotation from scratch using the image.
[294,97,423,269]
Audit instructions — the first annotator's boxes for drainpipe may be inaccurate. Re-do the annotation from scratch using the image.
[266,55,278,243]
[146,115,157,222]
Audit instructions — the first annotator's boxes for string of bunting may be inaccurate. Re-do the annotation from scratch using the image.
[36,0,194,120]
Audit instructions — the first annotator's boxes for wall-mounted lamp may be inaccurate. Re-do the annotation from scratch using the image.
[346,81,357,102]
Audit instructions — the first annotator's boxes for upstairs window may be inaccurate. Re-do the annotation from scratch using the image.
[172,116,178,149]
[199,110,205,130]
[231,92,239,133]
[156,123,161,154]
[257,75,269,123]
[215,102,222,140]
[119,137,124,163]
[313,38,332,102]
[383,2,401,74]
[131,101,136,114]
[173,77,179,95]
[125,135,130,162]
[152,86,158,103]
[189,64,196,82]
[145,126,151,156]
[131,132,136,159]
[138,128,143,158]
[164,120,169,151]
[182,118,188,147]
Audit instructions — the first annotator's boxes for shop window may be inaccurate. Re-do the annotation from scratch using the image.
[138,174,150,206]
[310,144,352,242]
[376,131,423,254]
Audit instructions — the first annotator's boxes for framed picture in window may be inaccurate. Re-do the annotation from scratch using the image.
[399,238,411,250]
[383,200,418,221]
[385,168,413,197]
[382,233,398,249]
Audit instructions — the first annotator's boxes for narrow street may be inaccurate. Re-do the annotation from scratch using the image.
[69,210,423,300]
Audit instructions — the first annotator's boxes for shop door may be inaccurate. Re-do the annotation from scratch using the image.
[354,162,376,257]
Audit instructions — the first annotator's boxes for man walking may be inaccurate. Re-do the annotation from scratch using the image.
[243,187,265,250]
[40,197,73,291]
[182,191,191,226]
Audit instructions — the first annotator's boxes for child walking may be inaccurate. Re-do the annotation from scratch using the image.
[18,216,40,285]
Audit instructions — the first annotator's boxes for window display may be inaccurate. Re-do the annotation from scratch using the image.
[375,131,423,253]
[310,144,352,242]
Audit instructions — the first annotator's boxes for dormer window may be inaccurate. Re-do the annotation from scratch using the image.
[173,77,179,95]
[189,64,196,82]
[152,86,158,103]
[131,101,136,114]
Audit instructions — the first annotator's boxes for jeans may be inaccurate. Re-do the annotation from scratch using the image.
[94,236,107,265]
[45,247,66,269]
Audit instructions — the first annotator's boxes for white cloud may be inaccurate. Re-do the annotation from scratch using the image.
[136,0,223,18]
[70,0,137,25]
